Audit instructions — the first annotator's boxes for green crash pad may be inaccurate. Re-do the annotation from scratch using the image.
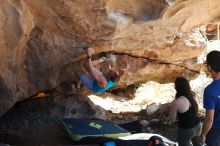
[61,118,131,141]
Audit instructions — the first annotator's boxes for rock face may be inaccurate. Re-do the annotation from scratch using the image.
[0,0,219,116]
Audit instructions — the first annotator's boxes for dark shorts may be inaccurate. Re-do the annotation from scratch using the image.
[206,127,220,146]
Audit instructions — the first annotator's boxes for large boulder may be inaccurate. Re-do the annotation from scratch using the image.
[0,0,219,116]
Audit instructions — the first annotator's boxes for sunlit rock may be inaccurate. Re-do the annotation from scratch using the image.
[0,0,219,116]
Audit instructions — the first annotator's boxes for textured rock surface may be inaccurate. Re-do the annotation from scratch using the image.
[0,0,219,116]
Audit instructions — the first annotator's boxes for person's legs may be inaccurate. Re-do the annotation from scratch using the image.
[177,128,193,146]
[191,123,202,146]
[191,136,201,146]
[206,127,220,146]
[83,58,106,86]
[83,58,94,77]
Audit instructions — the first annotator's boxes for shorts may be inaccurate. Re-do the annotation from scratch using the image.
[79,74,94,90]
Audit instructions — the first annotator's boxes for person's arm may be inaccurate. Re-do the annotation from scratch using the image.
[200,109,214,144]
[169,100,178,123]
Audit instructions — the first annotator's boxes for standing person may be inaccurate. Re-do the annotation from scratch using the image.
[200,50,220,146]
[75,47,120,94]
[169,77,202,146]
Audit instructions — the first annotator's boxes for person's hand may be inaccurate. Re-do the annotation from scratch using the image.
[200,134,206,146]
[87,47,94,58]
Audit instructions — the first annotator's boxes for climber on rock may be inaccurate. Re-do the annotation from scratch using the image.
[74,47,120,94]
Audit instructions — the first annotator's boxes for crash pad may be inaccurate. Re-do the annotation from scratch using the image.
[61,118,131,141]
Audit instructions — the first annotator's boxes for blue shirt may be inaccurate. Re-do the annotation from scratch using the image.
[92,79,117,94]
[203,79,220,128]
